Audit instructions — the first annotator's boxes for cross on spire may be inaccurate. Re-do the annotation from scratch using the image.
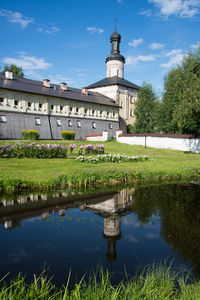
[114,19,117,31]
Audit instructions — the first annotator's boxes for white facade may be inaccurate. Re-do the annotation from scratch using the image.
[106,60,124,78]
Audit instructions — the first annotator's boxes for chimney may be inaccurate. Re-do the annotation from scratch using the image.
[60,82,67,91]
[5,71,13,79]
[82,88,88,95]
[43,79,50,88]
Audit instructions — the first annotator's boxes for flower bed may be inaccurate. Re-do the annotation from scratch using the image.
[79,144,105,155]
[75,154,148,164]
[0,143,67,158]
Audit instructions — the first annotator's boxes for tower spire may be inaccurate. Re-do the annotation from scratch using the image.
[106,27,125,78]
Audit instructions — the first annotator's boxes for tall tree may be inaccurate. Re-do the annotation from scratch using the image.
[2,64,24,78]
[131,82,157,133]
[159,48,200,135]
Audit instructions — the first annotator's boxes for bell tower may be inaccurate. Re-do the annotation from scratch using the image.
[106,26,125,78]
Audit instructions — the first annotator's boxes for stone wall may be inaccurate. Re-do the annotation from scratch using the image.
[0,111,119,140]
[116,131,200,153]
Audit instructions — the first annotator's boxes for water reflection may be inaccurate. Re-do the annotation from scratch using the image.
[0,183,200,285]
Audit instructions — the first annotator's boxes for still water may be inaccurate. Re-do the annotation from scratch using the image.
[0,183,200,286]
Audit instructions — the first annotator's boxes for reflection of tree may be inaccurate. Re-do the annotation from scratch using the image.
[133,184,200,278]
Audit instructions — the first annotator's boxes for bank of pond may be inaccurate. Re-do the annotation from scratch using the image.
[0,182,200,298]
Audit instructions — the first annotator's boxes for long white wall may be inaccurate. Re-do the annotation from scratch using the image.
[116,131,200,153]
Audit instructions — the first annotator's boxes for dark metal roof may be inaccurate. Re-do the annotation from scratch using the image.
[86,76,140,90]
[0,74,119,108]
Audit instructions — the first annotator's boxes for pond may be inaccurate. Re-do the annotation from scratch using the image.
[0,183,200,287]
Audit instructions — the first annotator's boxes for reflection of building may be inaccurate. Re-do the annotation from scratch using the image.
[86,188,135,265]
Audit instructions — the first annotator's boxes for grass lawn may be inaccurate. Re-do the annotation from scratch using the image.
[0,140,200,190]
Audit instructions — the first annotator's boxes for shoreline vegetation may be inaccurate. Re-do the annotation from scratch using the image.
[0,265,200,299]
[0,140,200,192]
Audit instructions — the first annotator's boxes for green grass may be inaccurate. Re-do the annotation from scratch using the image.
[0,265,200,299]
[0,140,200,191]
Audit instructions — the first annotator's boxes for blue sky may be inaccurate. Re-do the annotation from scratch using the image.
[0,0,199,95]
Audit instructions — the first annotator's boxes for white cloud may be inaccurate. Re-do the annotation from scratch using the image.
[139,9,153,16]
[37,26,60,35]
[160,49,185,68]
[126,54,156,66]
[149,0,200,18]
[165,49,182,56]
[86,27,104,34]
[190,41,200,49]
[150,42,166,49]
[3,53,52,71]
[117,0,124,3]
[128,38,144,47]
[0,9,33,28]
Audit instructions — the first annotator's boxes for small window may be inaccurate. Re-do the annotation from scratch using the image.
[39,103,42,109]
[14,100,18,106]
[69,106,73,112]
[76,107,79,113]
[92,122,96,129]
[130,96,134,104]
[60,105,63,111]
[85,109,89,115]
[109,123,113,129]
[77,120,81,128]
[51,105,54,110]
[35,117,41,125]
[100,110,103,117]
[28,102,31,107]
[0,97,4,103]
[130,109,134,117]
[56,119,61,126]
[92,109,95,116]
[0,115,7,123]
[68,120,72,127]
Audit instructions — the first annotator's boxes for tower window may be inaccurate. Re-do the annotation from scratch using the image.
[39,103,42,109]
[130,96,134,104]
[28,102,31,108]
[130,109,134,117]
[60,105,63,111]
[0,97,4,103]
[51,105,54,110]
[68,120,72,127]
[14,100,18,106]
[109,123,113,129]
[92,122,96,129]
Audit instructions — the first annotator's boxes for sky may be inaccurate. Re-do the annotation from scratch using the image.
[0,0,199,95]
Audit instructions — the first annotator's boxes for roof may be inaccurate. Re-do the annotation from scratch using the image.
[0,74,119,108]
[85,76,140,90]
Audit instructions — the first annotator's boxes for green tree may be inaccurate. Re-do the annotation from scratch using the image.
[130,82,157,133]
[159,48,200,135]
[2,64,24,78]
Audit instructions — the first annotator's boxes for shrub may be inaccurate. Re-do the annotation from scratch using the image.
[75,154,148,164]
[79,144,105,155]
[22,130,39,140]
[0,143,67,158]
[61,131,75,140]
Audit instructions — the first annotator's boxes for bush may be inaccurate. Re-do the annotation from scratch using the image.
[0,143,67,158]
[22,130,39,140]
[61,131,75,140]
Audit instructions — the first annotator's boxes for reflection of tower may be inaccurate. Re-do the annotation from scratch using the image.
[103,217,121,265]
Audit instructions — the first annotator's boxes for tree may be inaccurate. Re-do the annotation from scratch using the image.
[159,47,200,135]
[2,64,24,78]
[130,82,157,133]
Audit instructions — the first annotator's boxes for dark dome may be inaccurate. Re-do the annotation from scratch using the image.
[110,29,121,41]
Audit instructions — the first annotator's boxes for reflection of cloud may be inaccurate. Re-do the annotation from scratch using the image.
[8,249,30,264]
[125,234,139,243]
[145,232,160,239]
[83,246,100,252]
